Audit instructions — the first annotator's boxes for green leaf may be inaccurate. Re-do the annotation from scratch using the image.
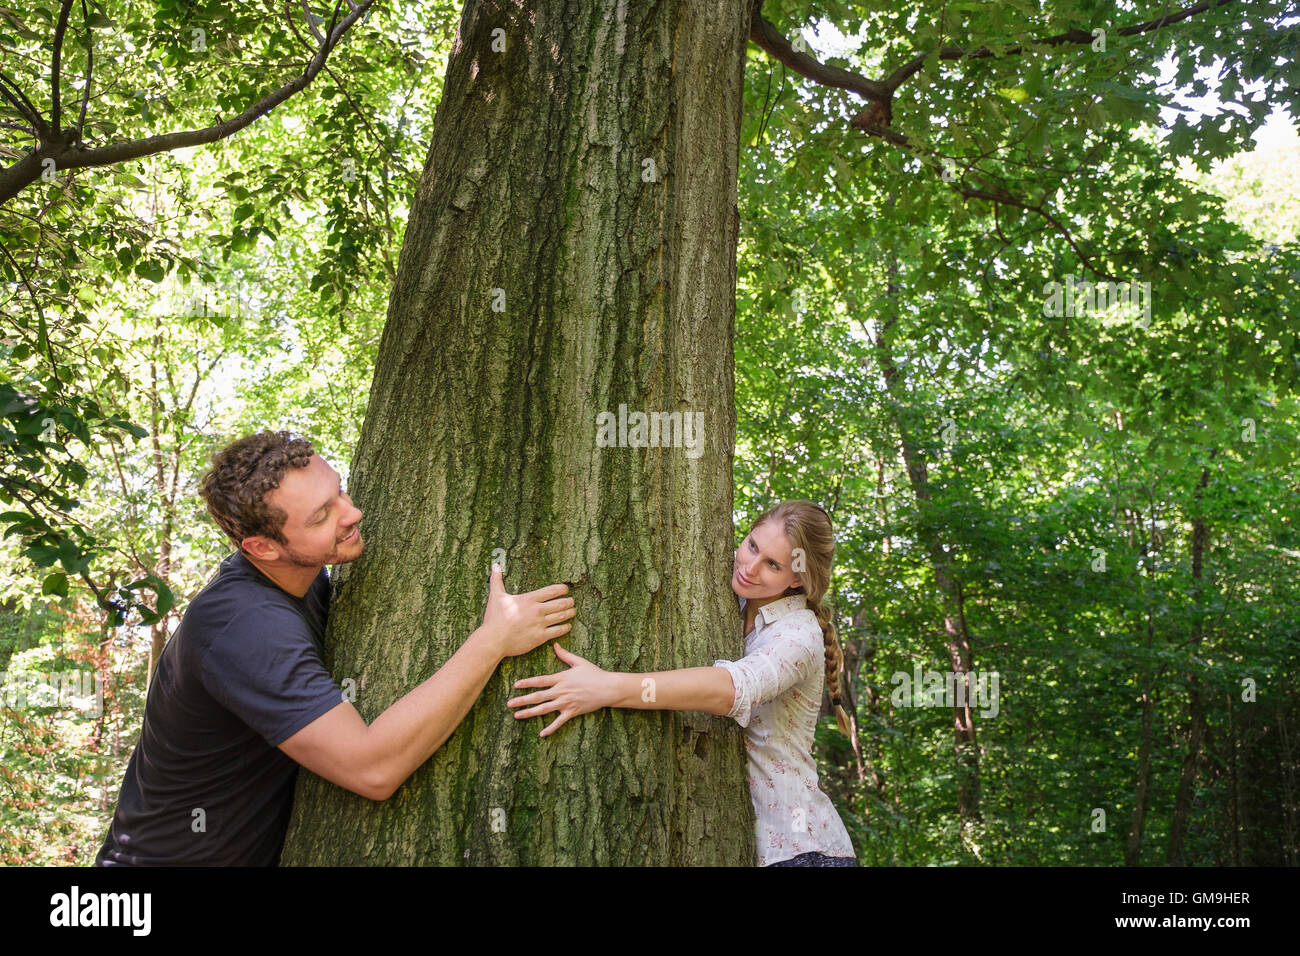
[41,571,69,597]
[24,543,60,566]
[134,260,166,282]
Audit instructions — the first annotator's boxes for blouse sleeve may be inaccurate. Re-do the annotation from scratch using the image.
[714,621,821,728]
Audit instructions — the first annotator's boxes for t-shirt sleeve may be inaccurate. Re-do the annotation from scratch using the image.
[713,620,821,728]
[198,602,344,747]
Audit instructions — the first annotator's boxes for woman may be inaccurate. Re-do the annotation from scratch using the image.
[506,499,858,867]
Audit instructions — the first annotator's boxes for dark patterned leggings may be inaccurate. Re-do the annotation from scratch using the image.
[766,852,858,867]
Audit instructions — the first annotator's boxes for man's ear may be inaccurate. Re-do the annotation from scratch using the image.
[241,535,280,561]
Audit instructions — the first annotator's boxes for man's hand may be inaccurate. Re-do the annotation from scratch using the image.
[479,564,575,658]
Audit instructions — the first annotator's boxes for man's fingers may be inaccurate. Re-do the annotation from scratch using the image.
[544,606,576,625]
[527,583,570,601]
[544,622,573,637]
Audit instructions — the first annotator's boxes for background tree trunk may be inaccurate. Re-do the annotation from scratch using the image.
[871,232,983,834]
[280,0,756,865]
[1167,459,1214,864]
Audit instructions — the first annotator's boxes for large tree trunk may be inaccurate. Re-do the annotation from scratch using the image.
[280,0,756,865]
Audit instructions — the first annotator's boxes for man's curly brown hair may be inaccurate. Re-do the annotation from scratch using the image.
[199,430,316,551]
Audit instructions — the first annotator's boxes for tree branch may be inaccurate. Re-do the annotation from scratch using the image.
[747,1,1206,278]
[302,0,325,44]
[0,241,62,382]
[0,70,47,133]
[748,2,889,104]
[963,184,1120,282]
[749,0,1236,120]
[50,0,76,131]
[885,0,1236,90]
[0,0,376,206]
[74,0,94,140]
[285,3,419,196]
[856,120,1119,280]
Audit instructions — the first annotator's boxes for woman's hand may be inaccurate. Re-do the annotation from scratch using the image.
[506,643,614,737]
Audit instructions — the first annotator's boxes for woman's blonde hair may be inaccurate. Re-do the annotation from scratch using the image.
[754,499,852,736]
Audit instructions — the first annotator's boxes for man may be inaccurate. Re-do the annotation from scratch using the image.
[95,430,574,865]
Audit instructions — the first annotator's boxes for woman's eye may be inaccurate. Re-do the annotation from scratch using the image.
[769,560,779,569]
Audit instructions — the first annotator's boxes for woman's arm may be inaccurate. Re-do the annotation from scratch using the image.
[506,643,736,737]
[605,666,735,715]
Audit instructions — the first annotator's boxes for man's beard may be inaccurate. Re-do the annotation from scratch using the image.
[281,534,361,568]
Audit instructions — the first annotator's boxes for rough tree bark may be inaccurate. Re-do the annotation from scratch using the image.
[279,0,757,865]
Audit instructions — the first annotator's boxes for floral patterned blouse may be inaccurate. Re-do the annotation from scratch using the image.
[713,593,856,866]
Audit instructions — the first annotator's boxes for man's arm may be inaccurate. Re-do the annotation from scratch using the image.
[279,628,505,799]
[280,565,574,800]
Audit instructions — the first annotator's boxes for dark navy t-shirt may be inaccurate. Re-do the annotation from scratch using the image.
[94,551,343,866]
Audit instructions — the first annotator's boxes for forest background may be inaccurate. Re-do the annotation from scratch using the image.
[0,0,1297,865]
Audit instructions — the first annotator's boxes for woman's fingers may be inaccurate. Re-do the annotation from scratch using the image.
[507,688,553,708]
[540,711,573,737]
[512,699,560,719]
[512,672,560,690]
[552,643,587,665]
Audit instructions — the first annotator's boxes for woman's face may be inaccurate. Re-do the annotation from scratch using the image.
[732,520,801,600]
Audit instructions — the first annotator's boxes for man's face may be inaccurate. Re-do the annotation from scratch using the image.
[252,454,365,568]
